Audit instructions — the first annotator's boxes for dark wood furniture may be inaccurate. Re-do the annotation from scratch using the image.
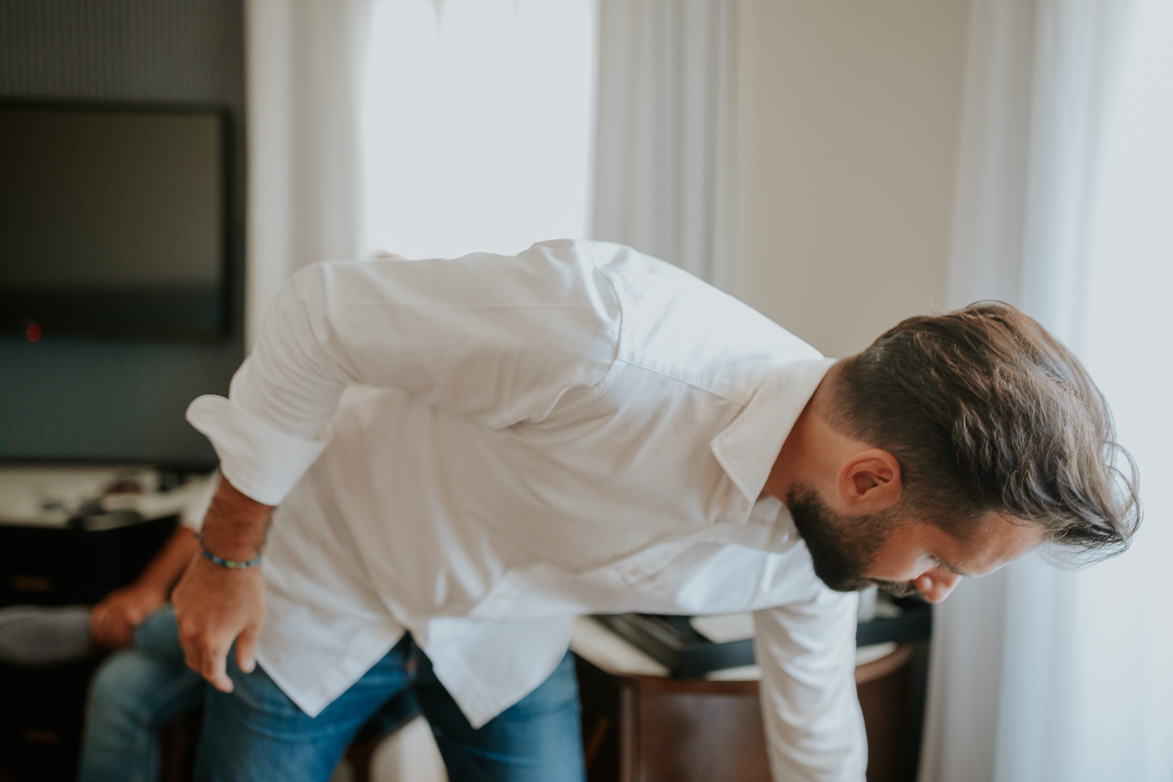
[577,642,928,782]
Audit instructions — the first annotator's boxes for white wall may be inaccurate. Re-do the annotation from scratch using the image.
[733,0,970,358]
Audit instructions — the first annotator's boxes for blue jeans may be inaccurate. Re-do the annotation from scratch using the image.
[79,606,204,782]
[196,635,586,782]
[76,605,423,782]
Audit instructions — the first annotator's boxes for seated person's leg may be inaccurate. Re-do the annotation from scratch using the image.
[412,648,585,782]
[0,604,93,665]
[79,607,203,782]
[195,636,415,782]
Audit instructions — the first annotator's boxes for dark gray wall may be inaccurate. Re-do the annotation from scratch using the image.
[0,0,246,469]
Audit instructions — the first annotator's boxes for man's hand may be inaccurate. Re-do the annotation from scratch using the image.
[171,476,273,693]
[173,554,266,692]
[89,583,166,648]
[89,524,201,649]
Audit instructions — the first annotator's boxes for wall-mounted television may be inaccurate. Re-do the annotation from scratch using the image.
[0,103,230,341]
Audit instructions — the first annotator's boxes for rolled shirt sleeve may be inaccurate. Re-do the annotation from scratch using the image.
[753,587,868,782]
[186,240,620,507]
[186,396,334,506]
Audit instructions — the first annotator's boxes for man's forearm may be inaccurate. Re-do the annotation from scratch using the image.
[133,526,200,600]
[198,476,274,562]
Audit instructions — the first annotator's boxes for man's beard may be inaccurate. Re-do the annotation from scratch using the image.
[785,485,917,598]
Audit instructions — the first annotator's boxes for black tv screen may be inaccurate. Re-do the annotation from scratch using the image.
[0,103,229,341]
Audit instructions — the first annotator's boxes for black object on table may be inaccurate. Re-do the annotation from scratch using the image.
[591,596,932,679]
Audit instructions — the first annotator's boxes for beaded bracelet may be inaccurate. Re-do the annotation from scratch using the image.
[196,533,262,570]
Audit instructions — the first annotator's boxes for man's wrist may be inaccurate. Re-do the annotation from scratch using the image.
[125,581,168,607]
[196,533,263,569]
[198,476,274,564]
[96,582,164,615]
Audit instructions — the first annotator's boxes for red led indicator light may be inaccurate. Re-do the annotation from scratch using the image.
[26,324,42,342]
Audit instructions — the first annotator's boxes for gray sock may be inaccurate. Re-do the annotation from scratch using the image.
[0,605,94,666]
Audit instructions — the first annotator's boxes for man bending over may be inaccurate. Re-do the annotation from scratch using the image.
[172,240,1138,781]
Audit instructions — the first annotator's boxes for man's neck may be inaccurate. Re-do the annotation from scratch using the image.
[759,365,835,502]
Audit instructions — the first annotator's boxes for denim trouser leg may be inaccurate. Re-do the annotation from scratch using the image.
[195,638,411,782]
[78,606,204,782]
[195,636,585,782]
[416,648,586,782]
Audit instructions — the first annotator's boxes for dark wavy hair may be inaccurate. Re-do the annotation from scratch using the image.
[827,302,1140,564]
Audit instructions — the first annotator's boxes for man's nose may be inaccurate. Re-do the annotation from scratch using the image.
[913,570,962,603]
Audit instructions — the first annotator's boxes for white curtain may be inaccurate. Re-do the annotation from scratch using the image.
[919,1,1173,780]
[244,0,376,345]
[591,0,738,290]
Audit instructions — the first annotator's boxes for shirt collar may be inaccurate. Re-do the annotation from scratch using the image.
[709,357,837,515]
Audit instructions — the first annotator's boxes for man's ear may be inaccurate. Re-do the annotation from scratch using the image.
[837,449,902,511]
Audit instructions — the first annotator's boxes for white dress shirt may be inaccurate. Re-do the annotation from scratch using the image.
[186,239,866,781]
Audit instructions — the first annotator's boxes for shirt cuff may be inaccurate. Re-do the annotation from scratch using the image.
[186,395,332,506]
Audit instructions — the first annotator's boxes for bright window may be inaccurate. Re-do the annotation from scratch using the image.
[360,0,597,260]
